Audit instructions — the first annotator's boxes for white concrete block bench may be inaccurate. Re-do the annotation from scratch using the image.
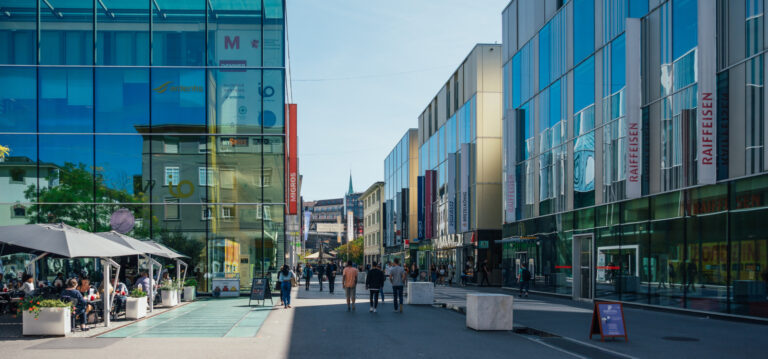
[466,293,514,330]
[407,282,434,304]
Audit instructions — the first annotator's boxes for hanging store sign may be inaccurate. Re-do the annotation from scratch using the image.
[625,18,642,199]
[417,176,424,241]
[460,143,470,233]
[424,170,435,239]
[504,111,517,223]
[287,104,298,215]
[697,0,717,185]
[447,153,457,234]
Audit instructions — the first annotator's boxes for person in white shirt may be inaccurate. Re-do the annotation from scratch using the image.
[21,274,35,295]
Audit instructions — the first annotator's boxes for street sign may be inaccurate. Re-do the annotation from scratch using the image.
[589,301,628,342]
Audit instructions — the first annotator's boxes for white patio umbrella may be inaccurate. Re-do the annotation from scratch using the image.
[0,223,143,327]
[146,241,189,298]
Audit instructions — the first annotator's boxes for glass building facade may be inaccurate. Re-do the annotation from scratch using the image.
[502,0,768,319]
[383,129,417,263]
[0,0,287,293]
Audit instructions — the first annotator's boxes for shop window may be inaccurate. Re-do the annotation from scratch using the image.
[12,205,26,218]
[10,168,25,183]
[164,198,179,220]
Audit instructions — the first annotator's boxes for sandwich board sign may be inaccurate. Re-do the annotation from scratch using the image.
[248,277,273,306]
[589,302,628,342]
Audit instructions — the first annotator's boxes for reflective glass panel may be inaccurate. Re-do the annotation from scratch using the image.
[95,68,149,133]
[672,0,697,59]
[573,0,595,64]
[150,134,207,205]
[262,69,285,134]
[574,56,595,113]
[0,134,37,205]
[38,134,94,203]
[0,0,36,64]
[0,66,36,132]
[207,0,262,67]
[97,0,150,66]
[95,135,146,203]
[40,0,93,65]
[39,67,93,133]
[152,0,205,66]
[151,68,205,132]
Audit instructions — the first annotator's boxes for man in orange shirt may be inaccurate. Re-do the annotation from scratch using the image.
[342,260,359,312]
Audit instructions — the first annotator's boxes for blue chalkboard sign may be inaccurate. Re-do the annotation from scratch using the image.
[589,302,628,341]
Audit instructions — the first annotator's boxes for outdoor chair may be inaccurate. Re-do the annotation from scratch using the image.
[60,296,82,333]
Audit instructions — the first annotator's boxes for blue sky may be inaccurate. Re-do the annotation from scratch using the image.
[288,0,509,201]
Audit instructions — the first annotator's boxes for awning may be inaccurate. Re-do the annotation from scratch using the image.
[0,223,142,258]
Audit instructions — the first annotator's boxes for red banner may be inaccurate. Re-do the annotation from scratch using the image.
[287,104,298,215]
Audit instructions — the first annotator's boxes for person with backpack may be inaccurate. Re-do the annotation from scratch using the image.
[326,262,338,294]
[519,263,531,297]
[303,263,313,290]
[365,262,385,313]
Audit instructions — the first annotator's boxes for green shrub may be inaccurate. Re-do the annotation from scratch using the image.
[184,278,198,287]
[129,288,146,298]
[18,296,73,319]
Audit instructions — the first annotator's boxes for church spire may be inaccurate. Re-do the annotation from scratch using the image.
[347,172,354,195]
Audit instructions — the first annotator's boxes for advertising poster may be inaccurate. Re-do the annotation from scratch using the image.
[425,170,435,239]
[460,144,470,233]
[447,153,457,234]
[697,0,716,184]
[625,18,642,199]
[416,176,424,242]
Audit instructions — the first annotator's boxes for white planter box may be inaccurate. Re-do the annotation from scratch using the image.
[161,290,179,307]
[466,294,514,331]
[406,282,434,304]
[183,286,196,301]
[23,307,71,336]
[126,296,148,320]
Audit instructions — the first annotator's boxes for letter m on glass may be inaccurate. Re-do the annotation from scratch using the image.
[225,36,240,49]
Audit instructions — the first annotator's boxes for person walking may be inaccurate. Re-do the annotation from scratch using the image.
[409,263,419,282]
[303,263,313,290]
[519,263,531,297]
[430,264,438,284]
[389,258,406,313]
[447,262,455,287]
[342,260,359,311]
[480,260,491,286]
[366,262,385,313]
[278,265,295,308]
[327,261,338,294]
[317,262,325,292]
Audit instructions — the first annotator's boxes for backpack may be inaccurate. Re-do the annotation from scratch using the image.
[522,268,532,282]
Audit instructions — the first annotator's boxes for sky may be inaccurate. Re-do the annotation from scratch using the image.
[288,0,510,201]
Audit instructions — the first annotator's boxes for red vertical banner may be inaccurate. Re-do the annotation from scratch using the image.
[287,104,298,215]
[424,170,435,239]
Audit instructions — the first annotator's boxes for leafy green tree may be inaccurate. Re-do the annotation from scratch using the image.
[336,236,364,264]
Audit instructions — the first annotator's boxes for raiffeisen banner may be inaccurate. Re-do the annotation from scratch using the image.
[697,0,717,185]
[447,153,457,235]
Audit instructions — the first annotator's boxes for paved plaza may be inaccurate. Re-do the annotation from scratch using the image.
[1,278,767,358]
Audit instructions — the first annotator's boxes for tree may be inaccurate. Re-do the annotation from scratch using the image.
[336,236,363,265]
[0,145,9,159]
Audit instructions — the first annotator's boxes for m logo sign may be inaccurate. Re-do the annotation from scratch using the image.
[225,36,240,49]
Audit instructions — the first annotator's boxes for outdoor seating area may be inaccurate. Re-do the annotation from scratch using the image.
[0,223,191,336]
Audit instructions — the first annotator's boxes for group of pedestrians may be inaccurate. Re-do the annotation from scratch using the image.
[338,258,407,313]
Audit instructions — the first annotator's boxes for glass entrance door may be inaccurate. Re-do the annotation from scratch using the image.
[573,234,594,300]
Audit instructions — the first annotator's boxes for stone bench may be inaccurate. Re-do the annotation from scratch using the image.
[466,293,514,330]
[406,282,434,305]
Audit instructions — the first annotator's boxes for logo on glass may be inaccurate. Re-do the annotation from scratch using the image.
[153,81,204,94]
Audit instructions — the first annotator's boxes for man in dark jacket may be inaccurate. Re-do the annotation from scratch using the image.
[326,262,338,294]
[317,262,325,292]
[365,262,386,313]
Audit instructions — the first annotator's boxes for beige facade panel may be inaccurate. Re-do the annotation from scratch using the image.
[477,92,503,138]
[477,138,503,186]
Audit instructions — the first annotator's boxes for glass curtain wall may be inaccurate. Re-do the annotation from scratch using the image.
[0,0,286,293]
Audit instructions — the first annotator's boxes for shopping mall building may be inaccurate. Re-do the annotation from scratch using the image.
[501,0,768,319]
[0,0,289,293]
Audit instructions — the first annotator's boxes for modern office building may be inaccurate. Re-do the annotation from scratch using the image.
[383,129,419,263]
[361,181,384,266]
[305,198,344,252]
[0,156,58,226]
[417,44,503,284]
[502,0,768,319]
[0,0,289,293]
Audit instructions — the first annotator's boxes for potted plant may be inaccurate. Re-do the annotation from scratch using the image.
[20,296,73,336]
[160,283,179,307]
[126,289,148,320]
[182,278,197,302]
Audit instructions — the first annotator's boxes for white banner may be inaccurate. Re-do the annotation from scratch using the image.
[697,0,716,184]
[346,211,354,244]
[460,143,470,233]
[625,18,642,199]
[503,110,517,222]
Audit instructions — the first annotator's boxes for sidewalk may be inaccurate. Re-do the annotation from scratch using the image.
[433,284,768,359]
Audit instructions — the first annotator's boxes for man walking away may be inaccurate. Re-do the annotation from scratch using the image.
[327,262,338,294]
[342,261,359,311]
[317,262,325,292]
[366,262,385,313]
[480,260,491,286]
[389,258,406,313]
[303,263,313,290]
[519,263,531,297]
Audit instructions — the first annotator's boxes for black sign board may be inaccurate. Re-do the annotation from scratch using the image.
[589,301,628,342]
[248,277,273,306]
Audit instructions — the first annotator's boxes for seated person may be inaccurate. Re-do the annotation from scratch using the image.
[53,273,65,289]
[60,278,88,331]
[77,278,99,317]
[20,274,35,295]
[134,272,151,293]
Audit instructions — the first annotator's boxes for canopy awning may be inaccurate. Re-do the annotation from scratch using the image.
[0,223,142,258]
[97,231,168,257]
[305,251,336,260]
[146,241,188,259]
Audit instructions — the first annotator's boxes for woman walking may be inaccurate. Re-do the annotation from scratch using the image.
[278,265,295,309]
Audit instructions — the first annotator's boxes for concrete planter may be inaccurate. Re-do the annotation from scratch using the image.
[183,286,196,301]
[126,296,148,319]
[23,307,71,336]
[161,289,179,307]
